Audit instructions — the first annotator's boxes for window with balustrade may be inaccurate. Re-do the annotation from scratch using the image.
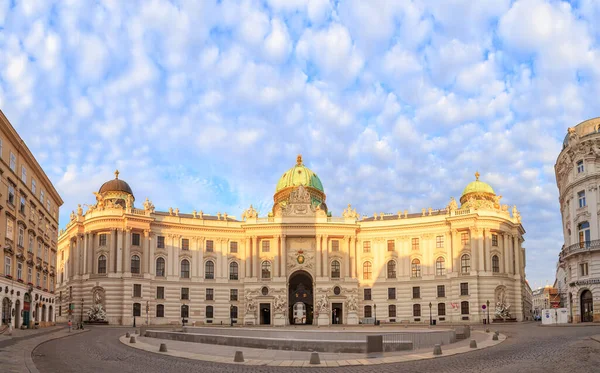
[435,257,446,276]
[156,257,165,277]
[180,259,190,278]
[461,254,471,273]
[98,255,107,274]
[363,261,372,279]
[229,262,239,280]
[492,255,500,273]
[131,255,140,274]
[261,261,271,279]
[387,260,396,278]
[205,261,215,279]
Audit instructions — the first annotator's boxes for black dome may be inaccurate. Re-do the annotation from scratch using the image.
[99,170,133,195]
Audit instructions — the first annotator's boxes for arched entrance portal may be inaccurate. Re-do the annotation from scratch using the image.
[23,293,31,328]
[581,290,594,322]
[289,270,314,325]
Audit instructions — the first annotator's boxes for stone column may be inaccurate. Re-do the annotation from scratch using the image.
[109,229,116,273]
[75,234,83,276]
[274,235,280,278]
[245,237,251,278]
[349,236,356,278]
[280,234,286,278]
[143,230,150,274]
[589,186,599,240]
[116,229,123,274]
[87,233,94,275]
[167,234,174,277]
[82,233,88,274]
[252,236,258,278]
[514,235,521,276]
[322,235,329,278]
[198,237,204,278]
[345,236,351,278]
[483,229,490,272]
[470,228,480,273]
[315,235,322,277]
[124,229,132,275]
[148,232,155,275]
[569,196,576,245]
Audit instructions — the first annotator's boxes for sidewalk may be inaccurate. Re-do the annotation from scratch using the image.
[120,330,506,367]
[0,326,88,373]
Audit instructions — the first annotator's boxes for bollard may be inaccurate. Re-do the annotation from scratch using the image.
[126,332,130,338]
[470,340,478,348]
[130,336,137,344]
[159,343,168,352]
[485,328,490,333]
[234,351,244,362]
[494,330,499,336]
[309,352,321,365]
[433,344,442,355]
[492,334,498,341]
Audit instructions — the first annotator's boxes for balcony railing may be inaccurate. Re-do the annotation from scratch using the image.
[560,239,600,259]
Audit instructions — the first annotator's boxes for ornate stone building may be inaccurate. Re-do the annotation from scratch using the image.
[57,156,527,326]
[0,110,63,329]
[556,118,600,322]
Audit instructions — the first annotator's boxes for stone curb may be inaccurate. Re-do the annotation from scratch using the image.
[590,335,600,344]
[119,331,507,368]
[27,329,90,373]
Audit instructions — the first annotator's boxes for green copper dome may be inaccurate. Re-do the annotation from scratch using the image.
[461,171,495,197]
[275,155,324,193]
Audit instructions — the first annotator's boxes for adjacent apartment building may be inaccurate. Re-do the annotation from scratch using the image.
[0,110,63,329]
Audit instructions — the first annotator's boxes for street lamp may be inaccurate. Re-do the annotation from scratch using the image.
[374,304,377,326]
[80,298,84,329]
[486,300,490,324]
[429,302,432,326]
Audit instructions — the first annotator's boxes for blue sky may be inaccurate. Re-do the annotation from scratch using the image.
[2,0,598,288]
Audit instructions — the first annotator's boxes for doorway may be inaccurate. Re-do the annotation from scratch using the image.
[581,290,593,322]
[288,270,314,325]
[260,303,271,325]
[1,297,10,325]
[23,293,31,328]
[332,303,343,324]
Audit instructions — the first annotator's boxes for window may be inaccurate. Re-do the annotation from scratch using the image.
[389,304,397,318]
[387,260,396,278]
[411,259,421,277]
[492,255,500,273]
[18,226,24,247]
[363,261,372,279]
[364,305,372,318]
[28,267,32,283]
[577,160,584,173]
[133,284,142,297]
[435,257,445,276]
[411,238,419,250]
[156,286,164,299]
[413,304,421,317]
[40,190,44,204]
[156,304,164,317]
[181,238,189,251]
[387,240,395,251]
[331,260,341,278]
[206,240,214,252]
[206,306,213,319]
[6,218,13,239]
[181,305,189,318]
[412,286,420,299]
[98,255,107,274]
[36,272,40,286]
[19,196,26,215]
[261,261,271,279]
[438,303,446,316]
[461,232,469,245]
[230,241,238,253]
[206,288,214,301]
[231,306,238,319]
[4,256,11,276]
[156,258,165,277]
[28,235,33,253]
[132,233,141,246]
[492,234,498,247]
[332,240,339,251]
[388,287,396,300]
[8,185,15,205]
[99,234,107,247]
[17,262,22,280]
[157,236,165,249]
[579,222,591,248]
[133,303,141,317]
[230,289,238,301]
[181,287,189,300]
[262,240,270,252]
[436,235,444,248]
[229,262,239,280]
[43,274,47,288]
[460,282,469,296]
[47,199,50,211]
[9,151,16,171]
[31,178,36,194]
[363,241,371,253]
[461,254,471,273]
[364,288,372,301]
[578,190,586,208]
[437,285,446,298]
[180,259,190,278]
[131,255,141,274]
[461,301,469,315]
[205,261,215,279]
[580,262,589,276]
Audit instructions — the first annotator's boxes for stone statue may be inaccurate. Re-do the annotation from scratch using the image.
[494,286,511,319]
[245,293,257,316]
[273,294,287,314]
[242,205,258,220]
[143,197,155,213]
[316,294,328,315]
[342,204,359,218]
[447,197,458,212]
[347,295,358,312]
[223,212,228,220]
[168,207,173,216]
[567,127,579,144]
[174,208,179,216]
[193,210,197,218]
[70,211,75,221]
[93,192,105,210]
[77,204,83,217]
[126,195,134,210]
[198,210,204,219]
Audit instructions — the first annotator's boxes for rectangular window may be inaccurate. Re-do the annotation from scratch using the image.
[332,240,339,252]
[206,240,214,252]
[230,241,238,253]
[364,288,372,301]
[363,241,371,253]
[437,285,446,298]
[31,178,36,194]
[28,267,32,283]
[157,236,165,249]
[205,306,213,319]
[579,190,586,208]
[230,306,238,320]
[262,240,270,252]
[40,190,44,204]
[156,286,164,299]
[388,287,396,300]
[43,274,47,288]
[461,301,470,315]
[132,233,141,246]
[230,289,238,301]
[47,199,50,211]
[387,240,395,252]
[436,235,444,248]
[181,287,189,300]
[4,256,11,276]
[18,226,24,247]
[412,286,420,299]
[36,272,40,286]
[17,262,22,280]
[411,238,419,250]
[206,288,214,301]
[156,305,164,318]
[182,238,189,251]
[364,306,372,318]
[461,232,469,245]
[8,185,15,205]
[389,305,397,318]
[6,218,14,239]
[19,196,26,215]
[460,282,469,296]
[181,305,189,318]
[413,304,421,317]
[9,151,16,171]
[133,284,142,297]
[492,234,498,246]
[21,165,27,183]
[577,160,584,173]
[99,234,107,247]
[580,262,589,276]
[438,303,446,316]
[133,303,141,317]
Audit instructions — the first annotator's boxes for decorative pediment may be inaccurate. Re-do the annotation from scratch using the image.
[279,186,318,217]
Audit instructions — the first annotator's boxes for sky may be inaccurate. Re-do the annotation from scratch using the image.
[1,0,599,288]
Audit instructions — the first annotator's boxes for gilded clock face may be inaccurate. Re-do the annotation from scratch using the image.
[297,255,305,264]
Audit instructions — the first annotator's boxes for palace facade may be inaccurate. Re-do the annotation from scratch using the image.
[0,110,63,330]
[57,156,527,326]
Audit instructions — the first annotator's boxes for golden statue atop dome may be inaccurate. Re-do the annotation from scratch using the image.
[475,171,480,181]
[296,154,303,165]
[115,169,120,179]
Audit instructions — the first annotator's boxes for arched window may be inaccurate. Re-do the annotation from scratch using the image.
[363,262,372,280]
[180,259,190,278]
[229,262,239,280]
[131,255,140,274]
[492,255,500,273]
[133,302,141,317]
[156,257,165,277]
[261,261,271,279]
[411,259,421,277]
[331,260,341,278]
[461,254,471,273]
[364,305,372,318]
[435,257,445,276]
[156,304,164,317]
[413,304,421,317]
[461,301,470,315]
[206,305,214,319]
[387,261,396,278]
[98,255,107,274]
[205,261,215,279]
[181,305,189,318]
[388,304,396,318]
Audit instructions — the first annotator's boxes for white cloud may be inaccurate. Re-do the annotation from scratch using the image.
[263,19,292,63]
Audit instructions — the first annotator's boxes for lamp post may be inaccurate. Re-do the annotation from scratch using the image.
[230,305,234,327]
[486,300,490,324]
[80,298,84,329]
[374,304,377,326]
[429,302,432,326]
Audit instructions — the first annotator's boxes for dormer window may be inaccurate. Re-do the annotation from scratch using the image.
[577,160,584,173]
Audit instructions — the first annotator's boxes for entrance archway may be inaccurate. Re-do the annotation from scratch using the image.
[23,293,31,328]
[581,290,593,322]
[15,300,21,328]
[48,306,53,323]
[1,297,10,325]
[288,270,314,325]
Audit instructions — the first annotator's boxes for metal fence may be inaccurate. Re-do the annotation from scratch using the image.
[381,330,456,350]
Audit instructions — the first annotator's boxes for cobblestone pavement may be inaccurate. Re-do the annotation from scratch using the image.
[33,323,600,373]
